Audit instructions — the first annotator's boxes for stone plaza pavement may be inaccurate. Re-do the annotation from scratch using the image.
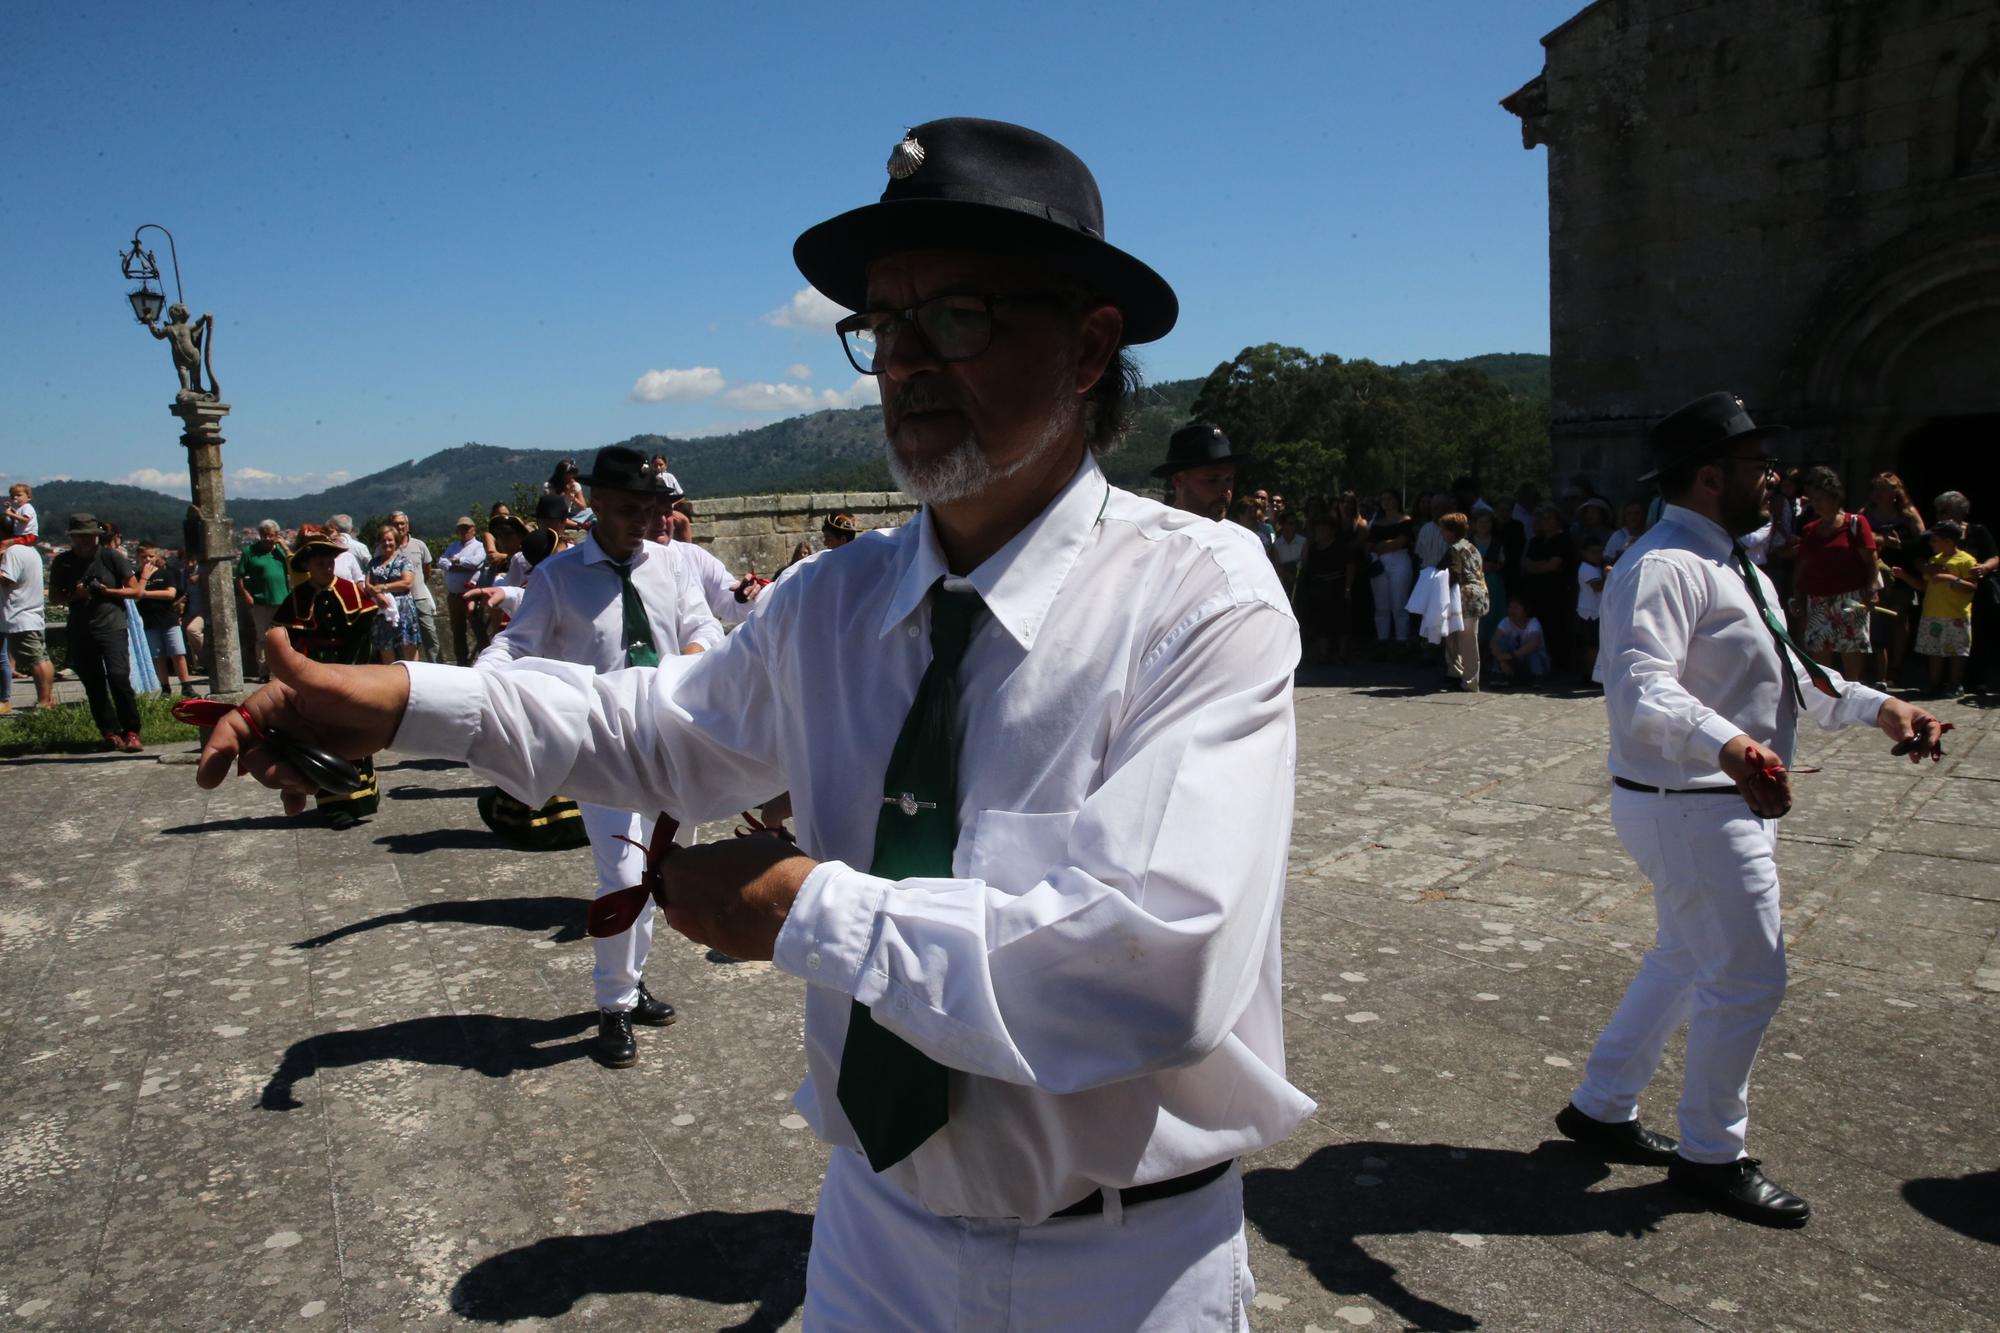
[1,672,1995,1331]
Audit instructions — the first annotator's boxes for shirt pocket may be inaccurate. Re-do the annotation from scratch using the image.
[958,809,1080,894]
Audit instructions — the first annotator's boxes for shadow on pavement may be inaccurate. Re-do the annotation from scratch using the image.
[378,757,465,772]
[1244,1140,1692,1330]
[161,814,303,834]
[260,1012,597,1110]
[293,895,589,949]
[451,1208,811,1331]
[373,827,510,854]
[386,784,481,801]
[1902,1169,2000,1245]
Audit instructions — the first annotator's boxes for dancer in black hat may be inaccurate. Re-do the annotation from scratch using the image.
[1153,423,1244,521]
[199,118,1304,1329]
[1557,391,1942,1227]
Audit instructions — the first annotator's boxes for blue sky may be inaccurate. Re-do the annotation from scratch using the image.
[2,0,1578,498]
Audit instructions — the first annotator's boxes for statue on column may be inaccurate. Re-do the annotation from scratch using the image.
[148,303,221,401]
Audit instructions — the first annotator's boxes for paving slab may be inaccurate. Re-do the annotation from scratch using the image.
[2,675,1996,1330]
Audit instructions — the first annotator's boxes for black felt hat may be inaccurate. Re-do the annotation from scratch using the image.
[288,537,346,572]
[1152,423,1244,479]
[793,118,1178,345]
[578,445,672,494]
[1639,391,1789,483]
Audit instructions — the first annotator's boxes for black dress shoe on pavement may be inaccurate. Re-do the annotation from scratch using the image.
[594,1010,638,1068]
[631,982,677,1027]
[1667,1156,1811,1228]
[1555,1102,1681,1165]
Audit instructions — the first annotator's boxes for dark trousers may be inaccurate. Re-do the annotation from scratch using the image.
[68,617,142,736]
[1972,594,2000,692]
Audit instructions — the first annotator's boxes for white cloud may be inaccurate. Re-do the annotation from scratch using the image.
[720,381,821,412]
[761,286,848,331]
[116,467,191,496]
[821,374,880,409]
[629,365,726,403]
[109,465,351,499]
[785,363,814,381]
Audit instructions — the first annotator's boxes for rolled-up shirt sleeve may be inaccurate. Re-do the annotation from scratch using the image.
[1604,555,1743,767]
[771,599,1299,1096]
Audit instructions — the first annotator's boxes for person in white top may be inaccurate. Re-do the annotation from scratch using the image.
[1555,391,1938,1230]
[475,445,722,1067]
[5,484,37,542]
[438,516,492,663]
[0,539,54,710]
[649,508,758,627]
[193,117,1309,1330]
[326,514,372,567]
[648,453,682,498]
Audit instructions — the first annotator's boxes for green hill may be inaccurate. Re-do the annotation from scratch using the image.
[35,355,1542,544]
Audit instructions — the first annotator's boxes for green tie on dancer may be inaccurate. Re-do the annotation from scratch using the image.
[1731,544,1837,707]
[837,579,984,1172]
[611,560,661,668]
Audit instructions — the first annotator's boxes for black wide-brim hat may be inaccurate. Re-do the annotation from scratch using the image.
[1152,423,1244,479]
[579,444,672,494]
[288,538,347,571]
[1638,390,1789,483]
[793,118,1178,345]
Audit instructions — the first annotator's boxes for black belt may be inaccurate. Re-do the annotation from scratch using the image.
[1612,776,1738,796]
[1050,1159,1234,1219]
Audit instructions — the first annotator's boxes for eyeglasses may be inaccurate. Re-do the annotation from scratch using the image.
[1727,455,1781,475]
[835,292,1074,376]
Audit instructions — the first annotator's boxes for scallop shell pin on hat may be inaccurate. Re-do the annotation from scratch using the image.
[887,132,926,180]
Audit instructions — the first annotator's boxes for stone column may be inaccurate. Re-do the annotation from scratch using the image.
[168,398,245,700]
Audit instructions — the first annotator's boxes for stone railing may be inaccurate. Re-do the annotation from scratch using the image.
[687,491,917,575]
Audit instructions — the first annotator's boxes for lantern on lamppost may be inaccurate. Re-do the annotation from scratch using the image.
[120,224,180,327]
[117,223,244,697]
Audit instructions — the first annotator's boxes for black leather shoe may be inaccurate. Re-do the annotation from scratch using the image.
[631,982,677,1027]
[1555,1102,1681,1165]
[1668,1156,1811,1228]
[594,1010,637,1068]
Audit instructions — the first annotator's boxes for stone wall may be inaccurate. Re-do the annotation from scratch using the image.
[686,491,917,574]
[1509,0,2000,505]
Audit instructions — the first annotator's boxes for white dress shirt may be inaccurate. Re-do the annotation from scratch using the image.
[676,539,753,627]
[477,532,722,669]
[393,453,1314,1222]
[439,537,489,595]
[1413,520,1449,571]
[1602,503,1886,790]
[332,549,367,587]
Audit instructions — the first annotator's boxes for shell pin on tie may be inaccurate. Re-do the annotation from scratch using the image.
[887,132,925,180]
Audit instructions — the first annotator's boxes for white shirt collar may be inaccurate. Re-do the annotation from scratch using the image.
[1659,503,1736,559]
[879,452,1109,651]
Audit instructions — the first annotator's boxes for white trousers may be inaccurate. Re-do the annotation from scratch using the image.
[804,1148,1254,1331]
[580,804,694,1011]
[1371,550,1414,641]
[1572,788,1785,1163]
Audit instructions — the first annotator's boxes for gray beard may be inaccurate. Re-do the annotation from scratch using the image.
[885,395,1076,508]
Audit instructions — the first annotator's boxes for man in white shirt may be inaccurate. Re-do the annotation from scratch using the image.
[477,445,722,1066]
[195,117,1308,1329]
[649,508,758,628]
[0,540,54,711]
[438,516,492,663]
[326,514,371,567]
[1555,391,1938,1229]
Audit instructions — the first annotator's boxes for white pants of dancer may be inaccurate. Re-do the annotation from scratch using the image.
[581,804,695,1012]
[805,1148,1254,1331]
[1371,550,1415,641]
[1571,787,1785,1164]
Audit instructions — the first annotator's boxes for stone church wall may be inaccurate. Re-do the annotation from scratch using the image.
[686,491,916,574]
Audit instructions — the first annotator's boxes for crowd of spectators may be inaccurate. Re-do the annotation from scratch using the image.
[1229,470,1998,701]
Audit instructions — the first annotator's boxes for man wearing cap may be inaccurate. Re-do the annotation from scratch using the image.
[475,444,722,1066]
[50,514,146,750]
[275,537,381,828]
[438,516,491,663]
[1554,391,1940,1228]
[197,118,1307,1327]
[1153,422,1242,521]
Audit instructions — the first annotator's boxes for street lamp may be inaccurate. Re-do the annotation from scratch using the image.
[120,224,182,326]
[117,223,244,699]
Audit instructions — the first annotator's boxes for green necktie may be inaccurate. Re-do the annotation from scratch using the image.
[837,579,984,1173]
[611,560,660,668]
[1732,544,1836,706]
